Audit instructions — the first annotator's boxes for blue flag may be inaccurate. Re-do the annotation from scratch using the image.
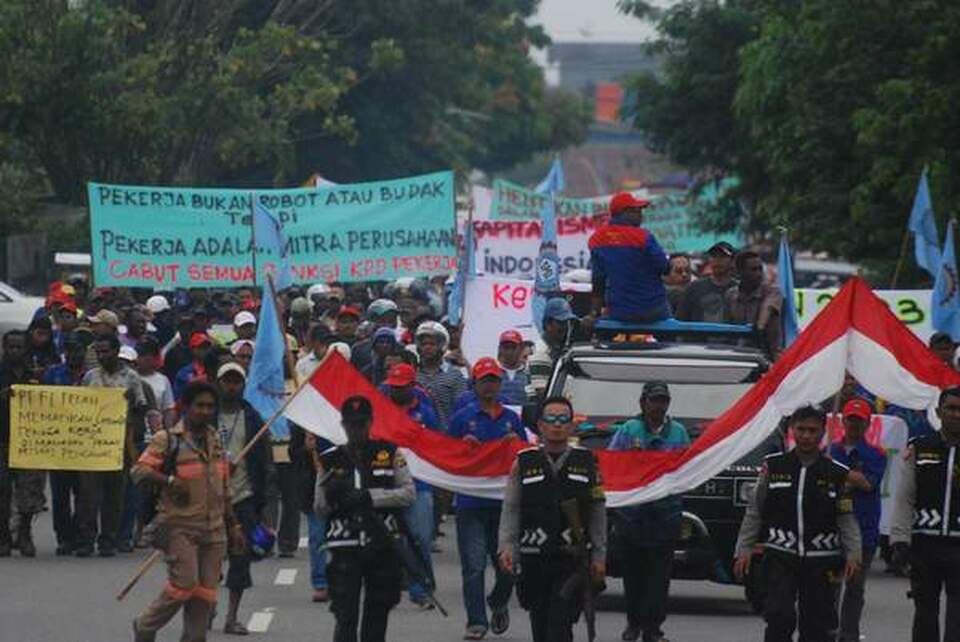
[932,221,960,340]
[909,170,941,276]
[777,234,800,347]
[244,290,289,439]
[535,156,565,194]
[532,158,563,334]
[253,197,293,289]
[447,218,475,327]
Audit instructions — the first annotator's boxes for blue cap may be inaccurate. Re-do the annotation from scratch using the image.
[373,327,398,343]
[543,297,577,322]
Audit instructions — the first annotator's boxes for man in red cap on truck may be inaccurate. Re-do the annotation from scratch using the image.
[588,192,670,322]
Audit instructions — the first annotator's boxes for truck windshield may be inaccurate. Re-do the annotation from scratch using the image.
[559,354,760,437]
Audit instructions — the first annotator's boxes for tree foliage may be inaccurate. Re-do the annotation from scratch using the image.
[0,0,588,214]
[303,0,589,182]
[620,0,960,282]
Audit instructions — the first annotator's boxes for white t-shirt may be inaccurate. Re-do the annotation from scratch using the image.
[140,371,175,411]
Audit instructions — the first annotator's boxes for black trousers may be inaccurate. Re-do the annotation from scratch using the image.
[762,550,841,642]
[622,544,673,637]
[225,498,259,591]
[517,554,581,642]
[75,469,126,549]
[327,547,402,642]
[265,461,300,554]
[50,471,80,546]
[910,541,960,642]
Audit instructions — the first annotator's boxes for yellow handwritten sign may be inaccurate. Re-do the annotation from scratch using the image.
[8,385,128,471]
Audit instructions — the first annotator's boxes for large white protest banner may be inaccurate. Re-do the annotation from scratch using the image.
[460,275,590,365]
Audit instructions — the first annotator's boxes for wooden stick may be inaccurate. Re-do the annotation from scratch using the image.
[116,549,163,601]
[266,273,301,388]
[232,346,334,464]
[890,226,911,289]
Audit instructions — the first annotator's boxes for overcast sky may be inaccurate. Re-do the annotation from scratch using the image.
[531,0,659,43]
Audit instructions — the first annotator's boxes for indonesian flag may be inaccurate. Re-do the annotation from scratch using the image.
[284,277,960,508]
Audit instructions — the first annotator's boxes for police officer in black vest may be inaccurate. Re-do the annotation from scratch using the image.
[314,395,415,642]
[498,395,607,642]
[890,386,960,642]
[734,405,862,642]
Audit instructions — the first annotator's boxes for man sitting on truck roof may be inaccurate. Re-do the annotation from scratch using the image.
[589,192,670,323]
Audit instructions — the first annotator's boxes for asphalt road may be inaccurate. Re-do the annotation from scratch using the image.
[0,510,915,642]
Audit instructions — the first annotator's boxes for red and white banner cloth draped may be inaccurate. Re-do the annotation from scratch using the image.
[284,277,960,507]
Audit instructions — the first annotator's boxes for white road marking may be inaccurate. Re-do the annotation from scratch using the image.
[247,608,275,633]
[299,536,309,549]
[275,568,298,586]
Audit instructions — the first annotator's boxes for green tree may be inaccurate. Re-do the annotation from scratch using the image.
[618,1,759,233]
[301,0,589,182]
[0,0,363,204]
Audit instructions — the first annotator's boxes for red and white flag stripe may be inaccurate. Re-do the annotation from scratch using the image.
[284,278,960,507]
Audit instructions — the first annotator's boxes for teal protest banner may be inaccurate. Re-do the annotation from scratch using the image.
[88,171,456,288]
[487,178,742,254]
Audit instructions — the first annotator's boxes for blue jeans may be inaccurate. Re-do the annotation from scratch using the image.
[306,511,328,590]
[456,507,514,629]
[406,489,436,601]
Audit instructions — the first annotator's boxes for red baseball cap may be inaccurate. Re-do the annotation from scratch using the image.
[499,330,523,345]
[60,300,78,315]
[337,305,362,320]
[609,191,651,215]
[472,357,504,381]
[842,398,871,421]
[189,332,212,349]
[384,363,416,387]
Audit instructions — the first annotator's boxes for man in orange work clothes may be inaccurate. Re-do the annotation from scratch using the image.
[131,380,246,642]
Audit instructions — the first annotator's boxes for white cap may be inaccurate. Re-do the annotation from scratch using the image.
[119,346,138,362]
[233,311,257,327]
[217,362,247,380]
[146,295,171,314]
[327,342,352,361]
[230,339,256,355]
[307,283,330,299]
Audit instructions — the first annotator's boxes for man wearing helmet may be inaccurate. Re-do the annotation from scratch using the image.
[415,320,465,431]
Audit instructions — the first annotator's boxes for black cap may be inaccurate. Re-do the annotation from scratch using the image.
[930,332,955,347]
[341,395,373,423]
[641,381,671,399]
[707,241,735,257]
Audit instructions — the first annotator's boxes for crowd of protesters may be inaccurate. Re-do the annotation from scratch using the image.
[3,209,958,641]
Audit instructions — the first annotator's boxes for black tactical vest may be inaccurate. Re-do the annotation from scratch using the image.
[518,446,598,556]
[320,440,401,549]
[760,451,850,558]
[910,432,960,541]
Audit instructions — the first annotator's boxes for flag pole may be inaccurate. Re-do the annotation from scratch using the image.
[460,197,474,326]
[232,353,325,463]
[249,192,259,288]
[890,229,910,289]
[267,272,302,390]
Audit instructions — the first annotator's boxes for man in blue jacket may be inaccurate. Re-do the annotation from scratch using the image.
[448,358,527,640]
[608,381,691,642]
[828,398,887,642]
[589,192,670,322]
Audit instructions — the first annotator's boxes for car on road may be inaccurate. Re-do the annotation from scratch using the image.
[541,333,776,610]
[0,281,43,338]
